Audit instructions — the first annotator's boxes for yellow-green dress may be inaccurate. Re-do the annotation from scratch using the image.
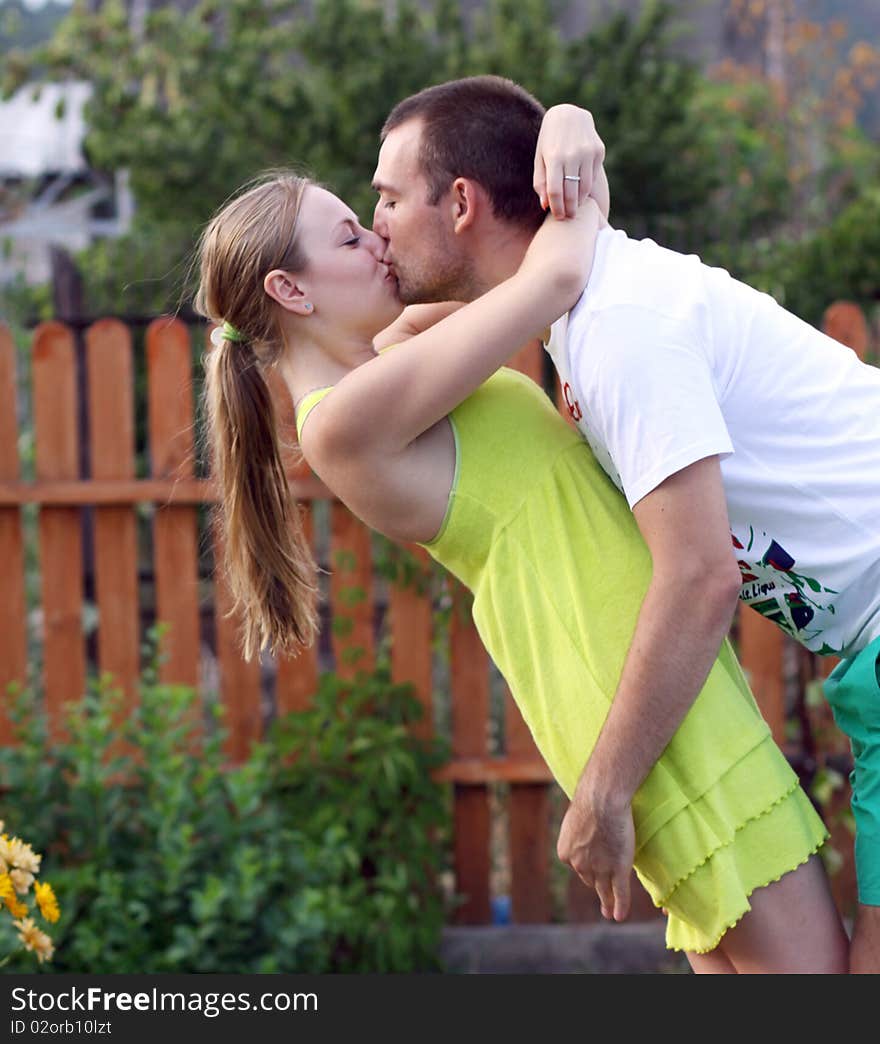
[297,366,827,953]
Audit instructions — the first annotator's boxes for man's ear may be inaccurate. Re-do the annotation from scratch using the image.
[449,177,483,235]
[264,270,312,315]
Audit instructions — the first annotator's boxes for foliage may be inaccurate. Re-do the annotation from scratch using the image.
[547,2,722,246]
[747,187,880,328]
[700,2,880,282]
[0,632,451,972]
[2,0,729,314]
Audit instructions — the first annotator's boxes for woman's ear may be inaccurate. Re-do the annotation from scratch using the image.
[264,269,313,315]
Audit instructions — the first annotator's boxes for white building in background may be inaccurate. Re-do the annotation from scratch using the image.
[0,80,133,286]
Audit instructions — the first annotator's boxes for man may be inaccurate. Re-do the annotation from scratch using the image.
[372,75,880,972]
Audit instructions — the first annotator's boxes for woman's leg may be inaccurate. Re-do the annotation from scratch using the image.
[715,854,849,973]
[850,904,880,973]
[686,949,737,974]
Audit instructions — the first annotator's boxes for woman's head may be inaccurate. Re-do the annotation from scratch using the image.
[196,172,310,365]
[196,172,319,663]
[198,175,400,357]
[262,184,401,342]
[196,173,404,664]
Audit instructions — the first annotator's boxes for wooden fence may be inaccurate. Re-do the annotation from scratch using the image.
[0,301,874,924]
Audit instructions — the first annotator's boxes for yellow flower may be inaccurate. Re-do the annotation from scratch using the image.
[8,838,41,876]
[13,918,54,963]
[0,873,13,902]
[3,888,29,919]
[10,869,34,895]
[34,881,60,924]
[0,835,16,870]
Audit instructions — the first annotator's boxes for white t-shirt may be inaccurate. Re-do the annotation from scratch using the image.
[545,226,880,658]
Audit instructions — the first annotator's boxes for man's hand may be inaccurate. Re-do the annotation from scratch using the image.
[557,791,635,921]
[533,104,609,220]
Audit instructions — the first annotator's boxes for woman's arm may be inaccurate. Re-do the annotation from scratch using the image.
[309,200,602,461]
[534,104,610,220]
[373,302,465,352]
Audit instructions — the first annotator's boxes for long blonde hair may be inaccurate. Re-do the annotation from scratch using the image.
[196,172,318,662]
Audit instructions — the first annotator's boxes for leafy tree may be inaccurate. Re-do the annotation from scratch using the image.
[697,3,880,316]
[0,0,67,54]
[749,188,880,328]
[3,0,728,314]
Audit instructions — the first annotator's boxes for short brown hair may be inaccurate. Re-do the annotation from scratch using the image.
[382,75,545,232]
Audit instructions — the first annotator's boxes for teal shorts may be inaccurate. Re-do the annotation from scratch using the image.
[824,634,880,906]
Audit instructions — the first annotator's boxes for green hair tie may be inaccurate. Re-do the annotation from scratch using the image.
[222,321,247,343]
[210,321,247,347]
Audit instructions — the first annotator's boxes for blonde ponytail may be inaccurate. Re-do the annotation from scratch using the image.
[196,173,318,661]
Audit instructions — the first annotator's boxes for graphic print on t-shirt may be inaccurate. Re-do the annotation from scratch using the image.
[732,528,838,647]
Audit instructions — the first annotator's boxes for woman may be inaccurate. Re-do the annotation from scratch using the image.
[195,157,848,971]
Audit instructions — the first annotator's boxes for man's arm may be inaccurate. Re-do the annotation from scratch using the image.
[556,454,742,920]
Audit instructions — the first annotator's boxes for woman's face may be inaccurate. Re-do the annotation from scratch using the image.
[293,185,402,339]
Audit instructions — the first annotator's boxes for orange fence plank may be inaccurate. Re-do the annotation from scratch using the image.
[212,521,263,762]
[203,319,262,760]
[737,605,786,746]
[32,322,85,741]
[329,505,374,678]
[508,782,552,923]
[566,868,602,922]
[0,324,28,742]
[0,475,328,506]
[275,507,319,715]
[389,545,434,739]
[822,301,869,360]
[449,584,491,923]
[87,320,139,732]
[268,367,319,714]
[504,685,552,922]
[147,318,200,688]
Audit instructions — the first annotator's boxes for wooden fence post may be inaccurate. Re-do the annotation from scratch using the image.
[87,319,140,739]
[201,323,263,763]
[147,318,201,691]
[329,505,375,678]
[449,584,491,923]
[32,322,85,741]
[268,367,319,715]
[388,545,434,739]
[0,325,28,743]
[822,301,869,360]
[504,339,553,924]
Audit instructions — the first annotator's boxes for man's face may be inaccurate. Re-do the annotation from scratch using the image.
[372,119,475,303]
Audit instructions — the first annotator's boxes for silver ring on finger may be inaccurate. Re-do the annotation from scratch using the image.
[563,174,581,182]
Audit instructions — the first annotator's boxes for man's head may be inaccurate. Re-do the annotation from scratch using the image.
[373,76,545,303]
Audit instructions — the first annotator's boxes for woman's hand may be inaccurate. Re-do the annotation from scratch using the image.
[534,104,610,220]
[519,198,602,309]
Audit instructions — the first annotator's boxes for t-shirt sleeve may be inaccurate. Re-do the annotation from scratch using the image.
[574,306,733,508]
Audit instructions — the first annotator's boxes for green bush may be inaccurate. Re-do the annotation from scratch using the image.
[0,638,451,972]
[747,187,880,329]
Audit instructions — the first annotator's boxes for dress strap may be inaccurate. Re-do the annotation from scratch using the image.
[295,386,333,440]
[294,344,400,440]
